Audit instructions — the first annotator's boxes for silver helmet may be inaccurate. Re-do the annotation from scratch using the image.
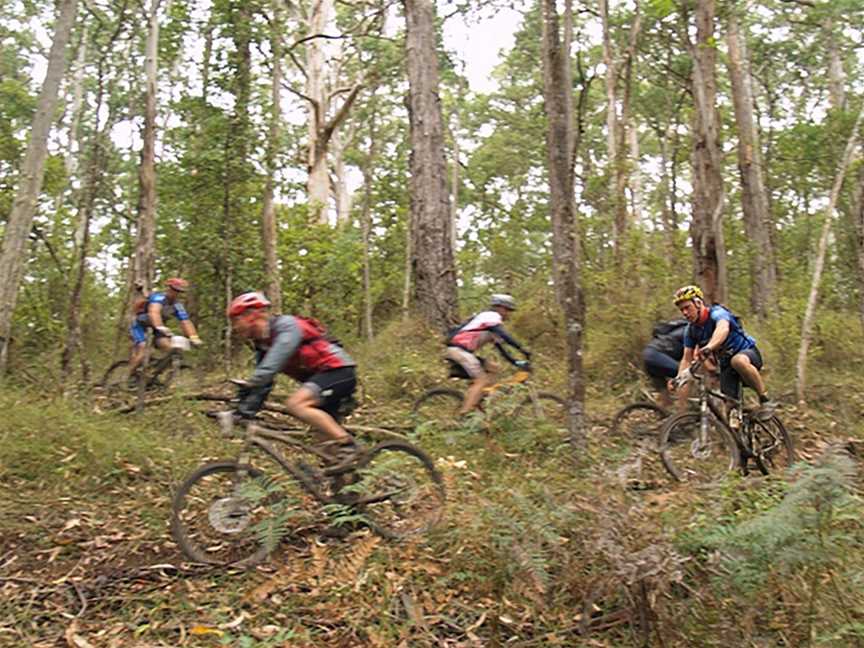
[490,293,517,310]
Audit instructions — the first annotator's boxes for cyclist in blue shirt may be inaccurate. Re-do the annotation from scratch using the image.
[127,277,202,384]
[672,285,775,418]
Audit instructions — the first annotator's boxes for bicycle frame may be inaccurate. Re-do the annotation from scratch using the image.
[482,368,532,397]
[220,420,400,510]
[682,365,752,461]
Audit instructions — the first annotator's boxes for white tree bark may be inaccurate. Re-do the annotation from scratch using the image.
[0,0,79,374]
[795,104,864,403]
[726,6,776,317]
[306,0,333,223]
[132,0,163,296]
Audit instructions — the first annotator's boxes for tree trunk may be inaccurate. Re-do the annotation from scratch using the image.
[854,163,864,331]
[600,0,642,261]
[403,0,458,330]
[0,0,79,374]
[826,17,846,112]
[306,0,334,223]
[261,0,283,312]
[360,101,379,340]
[332,125,354,226]
[726,7,776,318]
[687,0,727,304]
[795,104,863,403]
[132,0,162,298]
[541,0,587,449]
[61,53,115,385]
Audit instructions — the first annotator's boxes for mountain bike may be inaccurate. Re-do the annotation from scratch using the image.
[609,400,669,439]
[658,358,794,484]
[412,362,566,431]
[171,398,445,568]
[100,335,194,392]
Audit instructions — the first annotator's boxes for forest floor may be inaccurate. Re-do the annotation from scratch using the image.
[1,350,863,647]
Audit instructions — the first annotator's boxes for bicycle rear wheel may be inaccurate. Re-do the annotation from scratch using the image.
[171,460,315,568]
[412,388,463,431]
[610,402,668,438]
[352,441,445,540]
[748,415,795,475]
[659,412,738,484]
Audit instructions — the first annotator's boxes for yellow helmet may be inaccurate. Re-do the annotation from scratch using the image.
[673,285,704,305]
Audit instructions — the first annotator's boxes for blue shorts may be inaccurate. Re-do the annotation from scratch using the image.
[129,321,171,346]
[130,322,148,345]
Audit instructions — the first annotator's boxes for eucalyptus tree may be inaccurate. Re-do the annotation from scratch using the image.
[600,0,643,262]
[261,0,284,311]
[402,0,458,329]
[0,0,79,374]
[130,0,167,298]
[540,0,586,448]
[725,1,776,318]
[684,0,726,304]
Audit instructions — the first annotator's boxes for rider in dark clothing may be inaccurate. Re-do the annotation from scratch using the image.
[642,319,688,407]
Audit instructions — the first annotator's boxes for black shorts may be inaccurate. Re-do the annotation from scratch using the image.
[302,366,357,416]
[720,347,763,398]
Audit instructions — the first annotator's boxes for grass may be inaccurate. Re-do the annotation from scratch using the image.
[0,322,863,646]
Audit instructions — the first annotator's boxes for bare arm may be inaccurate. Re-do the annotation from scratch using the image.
[147,303,165,329]
[678,346,695,374]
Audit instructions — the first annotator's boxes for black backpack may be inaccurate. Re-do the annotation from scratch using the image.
[652,318,688,339]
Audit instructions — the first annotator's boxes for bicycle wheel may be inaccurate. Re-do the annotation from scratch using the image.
[99,360,129,390]
[747,415,795,475]
[412,388,463,431]
[610,402,669,438]
[171,460,315,568]
[659,412,738,484]
[352,441,445,540]
[513,392,567,427]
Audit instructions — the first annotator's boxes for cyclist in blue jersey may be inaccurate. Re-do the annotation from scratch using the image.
[672,285,775,419]
[127,277,202,384]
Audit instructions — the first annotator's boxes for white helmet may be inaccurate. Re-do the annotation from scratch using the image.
[490,294,516,310]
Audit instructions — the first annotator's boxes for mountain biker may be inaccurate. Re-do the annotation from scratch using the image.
[672,285,775,419]
[226,292,358,460]
[127,277,202,384]
[642,319,688,409]
[445,293,531,416]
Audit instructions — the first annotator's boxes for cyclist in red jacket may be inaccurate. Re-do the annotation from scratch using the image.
[227,292,357,458]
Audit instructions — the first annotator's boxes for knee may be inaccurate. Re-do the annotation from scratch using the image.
[730,354,750,372]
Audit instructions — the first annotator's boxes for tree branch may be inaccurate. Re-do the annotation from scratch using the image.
[322,83,363,145]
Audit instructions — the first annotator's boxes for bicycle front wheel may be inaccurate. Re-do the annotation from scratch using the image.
[748,415,795,475]
[610,402,668,438]
[659,413,738,484]
[412,388,463,431]
[353,441,445,540]
[99,360,129,390]
[513,392,567,427]
[171,460,314,568]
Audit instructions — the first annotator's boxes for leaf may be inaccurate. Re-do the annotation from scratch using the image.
[65,622,95,648]
[189,625,224,636]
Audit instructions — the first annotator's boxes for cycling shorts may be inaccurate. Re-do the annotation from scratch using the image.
[129,321,171,346]
[642,346,679,391]
[444,346,488,379]
[720,347,763,398]
[302,366,357,417]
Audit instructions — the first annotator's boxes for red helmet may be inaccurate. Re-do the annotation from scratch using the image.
[165,277,189,292]
[227,292,271,318]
